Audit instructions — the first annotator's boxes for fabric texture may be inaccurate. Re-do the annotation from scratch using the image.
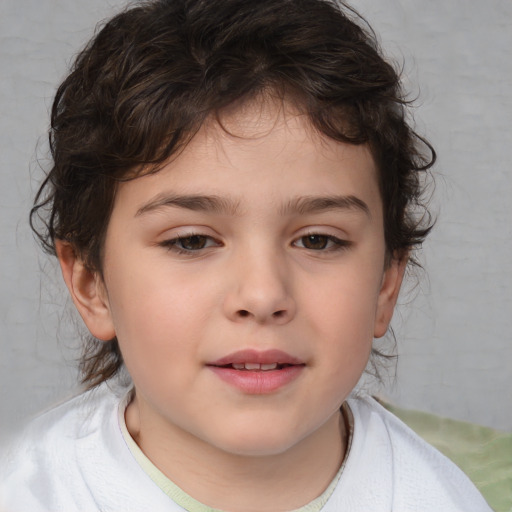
[381,400,512,512]
[0,383,493,512]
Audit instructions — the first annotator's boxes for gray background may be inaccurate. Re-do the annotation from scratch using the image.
[1,0,511,444]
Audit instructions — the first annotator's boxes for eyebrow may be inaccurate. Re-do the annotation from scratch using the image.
[135,193,370,218]
[280,195,371,217]
[136,193,241,217]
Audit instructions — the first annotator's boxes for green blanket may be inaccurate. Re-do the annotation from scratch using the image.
[381,401,512,512]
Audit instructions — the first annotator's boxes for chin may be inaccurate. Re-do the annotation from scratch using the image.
[206,425,306,458]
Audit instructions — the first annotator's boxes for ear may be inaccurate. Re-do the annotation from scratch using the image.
[374,255,407,338]
[55,240,116,341]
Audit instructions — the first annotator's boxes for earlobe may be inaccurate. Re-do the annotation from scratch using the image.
[374,256,407,338]
[55,240,116,341]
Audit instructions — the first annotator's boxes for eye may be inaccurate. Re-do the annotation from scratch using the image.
[176,235,210,251]
[160,234,221,254]
[293,234,350,251]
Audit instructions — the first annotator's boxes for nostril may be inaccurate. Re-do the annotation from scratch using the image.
[234,309,289,321]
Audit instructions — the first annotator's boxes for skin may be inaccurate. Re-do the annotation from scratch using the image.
[57,97,406,511]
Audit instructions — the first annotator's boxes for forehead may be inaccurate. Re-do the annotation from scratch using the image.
[115,97,381,218]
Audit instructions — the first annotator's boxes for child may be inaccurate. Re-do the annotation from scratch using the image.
[0,0,492,510]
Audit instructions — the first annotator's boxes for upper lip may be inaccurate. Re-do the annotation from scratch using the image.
[208,349,304,367]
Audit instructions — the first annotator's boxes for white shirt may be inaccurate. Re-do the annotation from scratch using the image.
[0,383,492,512]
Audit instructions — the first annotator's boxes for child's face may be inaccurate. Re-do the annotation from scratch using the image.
[72,99,404,457]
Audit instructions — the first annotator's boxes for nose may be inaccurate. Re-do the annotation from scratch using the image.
[223,246,296,325]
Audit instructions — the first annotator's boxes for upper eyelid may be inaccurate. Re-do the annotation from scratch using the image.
[296,226,350,239]
[157,226,220,239]
[166,233,221,244]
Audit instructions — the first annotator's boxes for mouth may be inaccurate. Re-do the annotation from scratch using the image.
[207,348,305,370]
[215,362,297,371]
[207,349,305,394]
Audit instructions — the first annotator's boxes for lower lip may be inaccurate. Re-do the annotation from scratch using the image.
[208,365,304,394]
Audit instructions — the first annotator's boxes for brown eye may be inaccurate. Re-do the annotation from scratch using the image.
[293,234,350,252]
[178,235,208,250]
[160,233,222,254]
[300,235,329,250]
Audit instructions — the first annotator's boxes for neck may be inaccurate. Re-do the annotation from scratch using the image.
[125,396,347,512]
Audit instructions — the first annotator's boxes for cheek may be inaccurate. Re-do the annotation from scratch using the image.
[104,255,229,381]
[301,266,381,378]
[304,266,381,336]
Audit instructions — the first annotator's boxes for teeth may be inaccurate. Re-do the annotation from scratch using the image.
[231,362,279,371]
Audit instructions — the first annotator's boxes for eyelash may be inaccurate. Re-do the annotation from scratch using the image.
[159,232,351,256]
[159,234,222,255]
[293,233,351,252]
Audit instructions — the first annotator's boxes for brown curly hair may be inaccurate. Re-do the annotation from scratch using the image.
[31,0,435,389]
